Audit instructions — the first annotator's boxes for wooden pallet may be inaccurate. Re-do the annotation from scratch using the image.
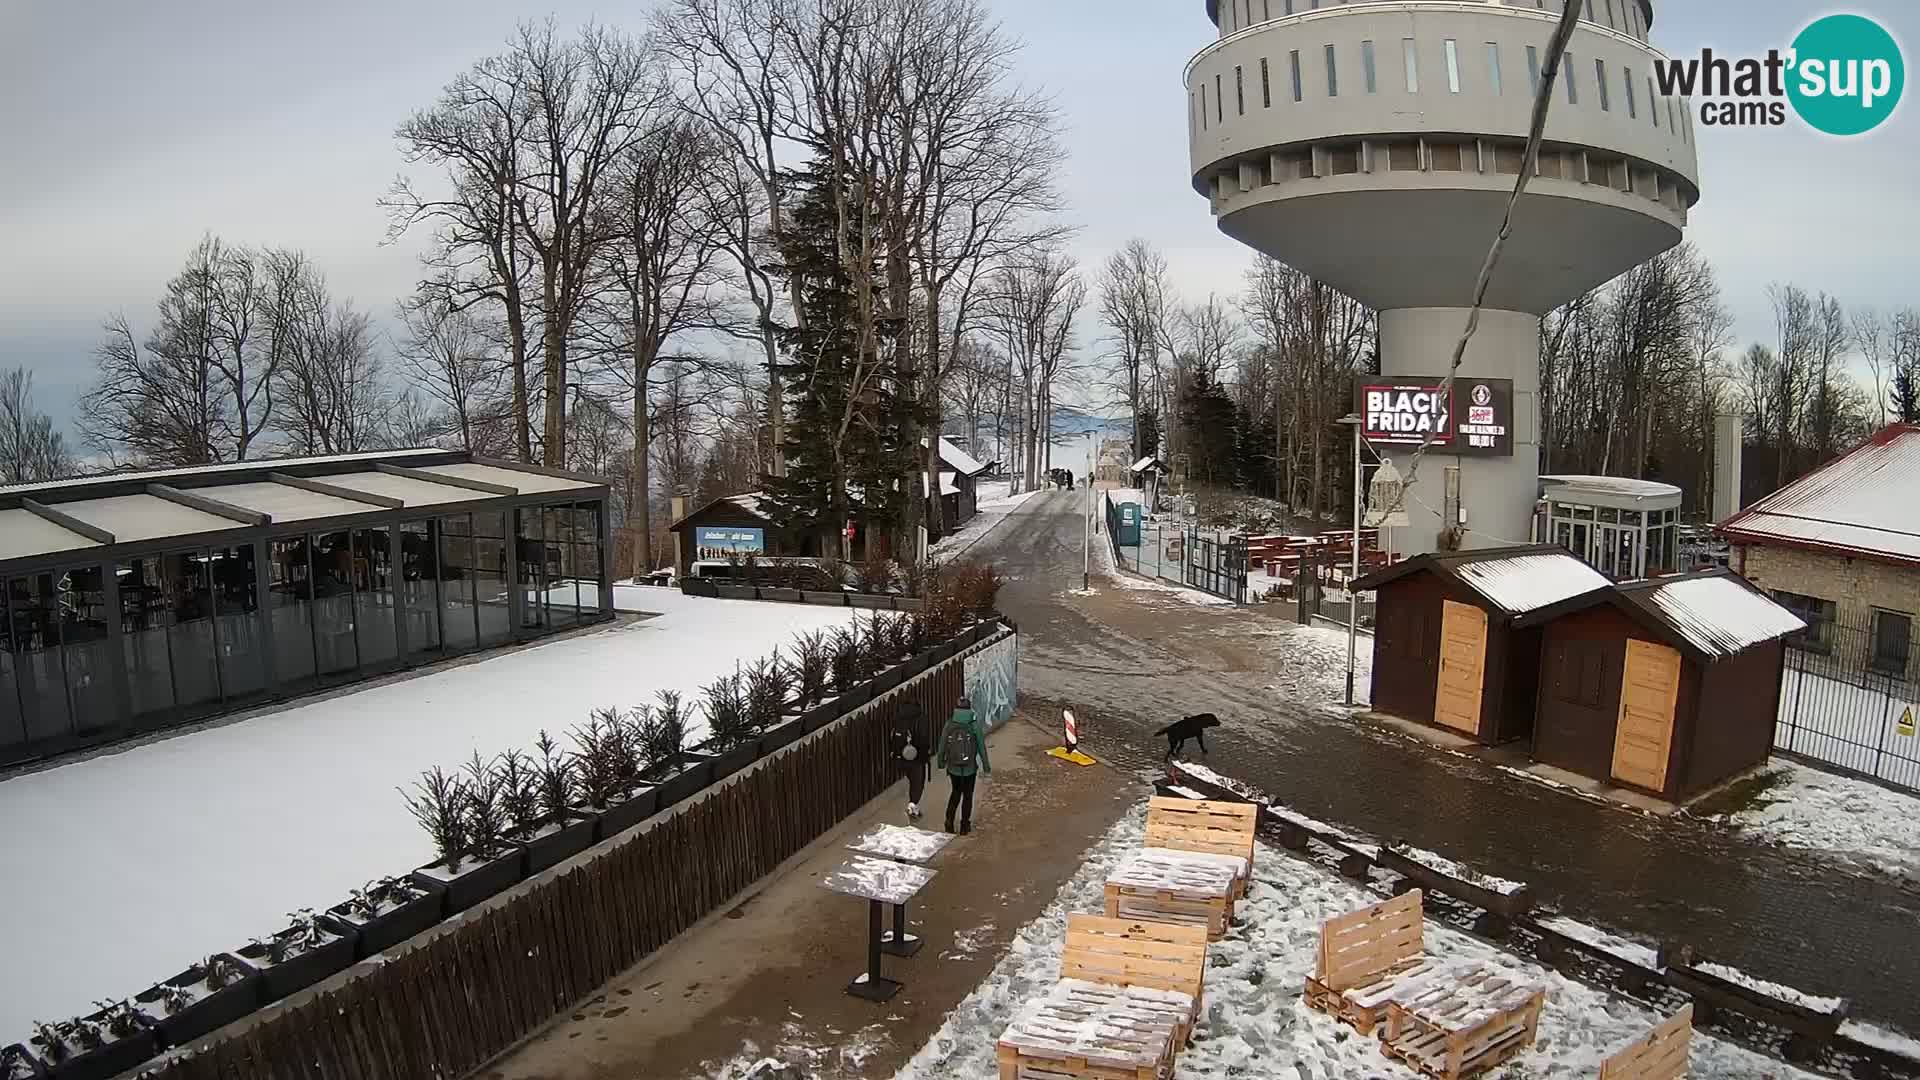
[1143,796,1257,900]
[1598,1006,1693,1080]
[1381,1003,1538,1080]
[1301,889,1427,1035]
[1104,849,1239,941]
[1380,967,1546,1080]
[1104,883,1231,941]
[1061,915,1206,1046]
[996,980,1184,1080]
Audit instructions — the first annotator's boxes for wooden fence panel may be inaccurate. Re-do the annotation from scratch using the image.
[132,632,1000,1080]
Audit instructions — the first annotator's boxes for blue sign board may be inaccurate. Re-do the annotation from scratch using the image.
[693,526,766,561]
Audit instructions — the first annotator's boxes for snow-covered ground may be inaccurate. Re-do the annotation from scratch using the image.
[894,805,1819,1080]
[1707,759,1920,882]
[930,480,1042,559]
[0,591,856,1042]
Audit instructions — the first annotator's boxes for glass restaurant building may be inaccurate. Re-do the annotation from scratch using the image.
[0,450,612,766]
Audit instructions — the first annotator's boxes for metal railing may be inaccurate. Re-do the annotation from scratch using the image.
[1103,492,1247,605]
[1776,614,1920,792]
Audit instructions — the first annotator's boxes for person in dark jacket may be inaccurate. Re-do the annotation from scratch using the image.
[936,695,991,834]
[890,703,931,821]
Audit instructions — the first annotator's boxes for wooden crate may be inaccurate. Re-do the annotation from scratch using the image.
[1301,889,1427,1035]
[1143,797,1258,900]
[1105,882,1231,942]
[994,1042,1161,1080]
[996,981,1183,1080]
[1380,988,1543,1080]
[1062,915,1206,1045]
[1598,1006,1693,1080]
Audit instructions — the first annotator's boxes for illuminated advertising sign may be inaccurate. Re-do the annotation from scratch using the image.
[1356,377,1513,457]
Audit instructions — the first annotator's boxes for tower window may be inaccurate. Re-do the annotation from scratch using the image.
[1650,78,1660,125]
[1526,45,1541,94]
[1261,57,1272,108]
[1215,73,1223,121]
[1486,43,1502,96]
[1565,53,1578,104]
[1291,50,1303,102]
[1595,59,1610,110]
[1444,39,1460,94]
[1624,67,1637,117]
[1236,65,1245,115]
[1326,44,1339,97]
[1402,38,1419,94]
[1362,40,1377,93]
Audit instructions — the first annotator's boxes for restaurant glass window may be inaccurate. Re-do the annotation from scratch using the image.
[439,514,479,652]
[545,505,580,629]
[210,544,266,701]
[473,511,512,646]
[0,585,23,752]
[1616,527,1636,579]
[573,503,603,618]
[9,575,70,742]
[401,521,441,656]
[355,527,397,668]
[268,537,317,689]
[118,556,174,720]
[60,565,117,732]
[312,530,359,676]
[518,508,549,631]
[162,551,221,713]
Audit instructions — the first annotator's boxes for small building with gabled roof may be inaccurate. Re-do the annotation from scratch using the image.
[1352,545,1612,746]
[1513,570,1804,801]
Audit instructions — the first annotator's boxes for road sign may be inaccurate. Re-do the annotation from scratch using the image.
[1899,704,1917,737]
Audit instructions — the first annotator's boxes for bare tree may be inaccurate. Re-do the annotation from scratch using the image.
[397,298,507,451]
[985,247,1085,491]
[0,368,73,483]
[1811,292,1850,462]
[1854,307,1890,428]
[276,295,391,455]
[1099,239,1174,461]
[1768,282,1817,485]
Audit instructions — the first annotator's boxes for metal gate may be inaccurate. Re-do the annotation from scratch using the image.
[1183,533,1248,605]
[1775,614,1920,792]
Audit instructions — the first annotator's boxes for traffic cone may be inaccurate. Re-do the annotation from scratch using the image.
[1048,707,1097,766]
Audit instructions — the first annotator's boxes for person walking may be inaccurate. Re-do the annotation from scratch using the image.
[936,694,991,834]
[890,703,931,821]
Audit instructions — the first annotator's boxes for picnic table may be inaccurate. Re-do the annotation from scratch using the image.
[1104,848,1240,939]
[1378,958,1548,1080]
[996,978,1193,1080]
[820,853,936,1002]
[845,824,953,957]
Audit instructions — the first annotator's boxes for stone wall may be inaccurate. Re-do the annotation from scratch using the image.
[1738,542,1920,625]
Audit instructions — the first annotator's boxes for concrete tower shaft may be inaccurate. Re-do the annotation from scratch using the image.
[1186,0,1701,555]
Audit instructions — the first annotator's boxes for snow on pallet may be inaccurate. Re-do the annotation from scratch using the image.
[896,806,1822,1080]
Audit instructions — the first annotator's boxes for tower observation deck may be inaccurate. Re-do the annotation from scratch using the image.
[1188,0,1699,555]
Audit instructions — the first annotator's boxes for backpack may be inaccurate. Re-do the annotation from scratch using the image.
[942,717,977,770]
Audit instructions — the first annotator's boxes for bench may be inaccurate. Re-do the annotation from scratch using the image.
[1597,1007,1693,1080]
[1142,796,1257,900]
[996,979,1190,1080]
[1303,889,1436,1036]
[1062,914,1208,1047]
[1379,960,1548,1080]
[1104,849,1239,941]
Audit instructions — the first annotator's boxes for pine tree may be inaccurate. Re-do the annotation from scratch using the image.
[761,158,916,556]
[1896,367,1920,424]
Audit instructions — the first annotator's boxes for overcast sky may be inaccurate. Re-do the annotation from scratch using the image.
[1,0,1914,435]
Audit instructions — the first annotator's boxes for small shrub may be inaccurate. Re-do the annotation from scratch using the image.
[957,560,1003,615]
[259,910,331,964]
[494,750,542,837]
[95,1000,140,1040]
[201,955,239,992]
[818,553,847,590]
[702,669,753,750]
[793,631,829,705]
[646,690,688,768]
[532,730,576,820]
[31,1021,71,1061]
[906,607,933,652]
[828,622,861,691]
[858,558,896,594]
[149,983,192,1016]
[746,651,790,729]
[462,751,510,854]
[862,612,891,662]
[569,710,626,809]
[901,557,934,599]
[400,767,469,870]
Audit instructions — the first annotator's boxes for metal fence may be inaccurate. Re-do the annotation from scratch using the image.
[1776,613,1920,791]
[1104,493,1247,605]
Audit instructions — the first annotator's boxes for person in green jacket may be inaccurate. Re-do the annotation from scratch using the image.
[936,695,991,834]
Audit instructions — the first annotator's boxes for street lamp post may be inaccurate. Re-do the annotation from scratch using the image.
[1336,414,1363,708]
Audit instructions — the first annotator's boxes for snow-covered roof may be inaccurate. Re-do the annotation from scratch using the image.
[1719,424,1920,564]
[1453,552,1611,614]
[938,471,961,497]
[0,448,449,497]
[1131,456,1164,473]
[1540,474,1683,502]
[937,437,989,477]
[1631,574,1804,658]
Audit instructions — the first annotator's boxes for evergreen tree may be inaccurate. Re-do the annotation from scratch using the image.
[1178,368,1240,489]
[761,158,916,556]
[1136,405,1162,461]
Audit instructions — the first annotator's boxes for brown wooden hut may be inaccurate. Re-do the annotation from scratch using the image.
[1353,546,1612,746]
[1513,570,1804,801]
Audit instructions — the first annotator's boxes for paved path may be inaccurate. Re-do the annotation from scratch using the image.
[981,488,1920,1031]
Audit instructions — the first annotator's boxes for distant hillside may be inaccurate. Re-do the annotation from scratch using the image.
[1050,405,1130,439]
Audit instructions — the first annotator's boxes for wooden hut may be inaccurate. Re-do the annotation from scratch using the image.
[1353,546,1612,746]
[1513,570,1804,801]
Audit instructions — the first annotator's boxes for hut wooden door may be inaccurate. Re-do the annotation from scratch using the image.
[1611,639,1681,791]
[1434,600,1488,735]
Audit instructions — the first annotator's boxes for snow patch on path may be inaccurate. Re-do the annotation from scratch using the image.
[931,481,1041,559]
[1709,761,1920,882]
[895,803,1820,1080]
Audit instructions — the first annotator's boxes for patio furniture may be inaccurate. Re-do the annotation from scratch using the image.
[1303,888,1434,1035]
[820,853,936,1002]
[1142,796,1258,900]
[1380,958,1548,1080]
[1061,914,1206,1048]
[1597,1006,1693,1080]
[1103,848,1238,940]
[996,978,1189,1080]
[845,823,954,957]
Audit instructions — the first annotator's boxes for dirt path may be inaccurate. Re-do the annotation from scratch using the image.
[480,710,1141,1080]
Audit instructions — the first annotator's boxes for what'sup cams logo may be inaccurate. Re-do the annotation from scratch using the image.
[1654,14,1905,135]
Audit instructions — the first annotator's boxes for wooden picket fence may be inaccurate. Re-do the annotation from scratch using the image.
[138,643,977,1080]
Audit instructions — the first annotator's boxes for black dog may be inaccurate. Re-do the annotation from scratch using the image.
[1156,713,1221,760]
